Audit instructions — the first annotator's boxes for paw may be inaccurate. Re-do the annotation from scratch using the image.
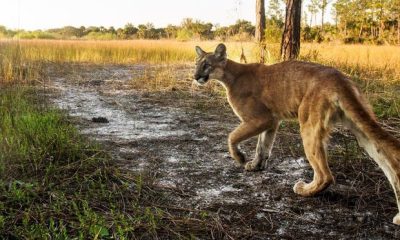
[393,213,400,225]
[244,160,264,172]
[232,151,246,167]
[293,180,308,196]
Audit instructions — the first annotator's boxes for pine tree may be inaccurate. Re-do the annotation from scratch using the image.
[281,0,302,60]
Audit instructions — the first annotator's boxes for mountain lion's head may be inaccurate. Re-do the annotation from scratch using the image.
[194,43,227,84]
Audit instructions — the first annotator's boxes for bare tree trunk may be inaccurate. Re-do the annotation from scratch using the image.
[256,0,266,63]
[359,22,364,38]
[255,0,266,42]
[398,14,400,45]
[379,20,385,38]
[370,25,373,37]
[281,0,302,61]
[314,14,317,28]
[321,0,328,32]
[335,12,338,30]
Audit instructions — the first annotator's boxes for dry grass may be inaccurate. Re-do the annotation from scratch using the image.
[1,39,399,116]
[2,39,399,82]
[128,64,226,98]
[300,43,400,85]
[301,44,400,77]
[0,39,258,65]
[0,39,258,84]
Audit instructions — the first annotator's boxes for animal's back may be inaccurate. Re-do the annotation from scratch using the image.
[257,61,349,119]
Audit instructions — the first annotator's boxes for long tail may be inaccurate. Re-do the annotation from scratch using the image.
[337,84,400,224]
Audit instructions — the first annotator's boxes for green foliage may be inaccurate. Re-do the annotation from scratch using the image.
[0,88,91,178]
[84,32,118,40]
[48,26,85,38]
[214,19,255,41]
[176,28,193,41]
[165,24,179,39]
[302,26,323,42]
[180,18,213,40]
[14,31,56,40]
[265,17,284,43]
[0,25,16,38]
[137,23,162,39]
[267,0,284,21]
[123,23,138,35]
[333,0,400,44]
[369,92,400,118]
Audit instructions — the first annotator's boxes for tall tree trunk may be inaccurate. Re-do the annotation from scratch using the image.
[397,14,400,45]
[379,20,384,38]
[359,22,364,38]
[255,0,266,42]
[256,0,266,63]
[321,0,328,32]
[314,14,317,28]
[281,0,302,61]
[335,12,338,31]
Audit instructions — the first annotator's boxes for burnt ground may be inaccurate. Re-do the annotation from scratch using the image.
[45,63,400,239]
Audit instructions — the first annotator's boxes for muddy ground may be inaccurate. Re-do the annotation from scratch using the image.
[46,64,400,239]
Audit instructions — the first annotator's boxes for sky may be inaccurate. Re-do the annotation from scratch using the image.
[0,0,332,30]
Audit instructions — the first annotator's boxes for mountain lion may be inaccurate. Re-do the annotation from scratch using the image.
[193,43,400,225]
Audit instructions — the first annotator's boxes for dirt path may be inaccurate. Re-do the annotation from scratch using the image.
[48,64,400,239]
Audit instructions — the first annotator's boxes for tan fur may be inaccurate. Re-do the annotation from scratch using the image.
[194,44,400,225]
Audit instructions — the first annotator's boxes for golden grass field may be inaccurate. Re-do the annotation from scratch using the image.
[1,39,400,80]
[0,39,399,116]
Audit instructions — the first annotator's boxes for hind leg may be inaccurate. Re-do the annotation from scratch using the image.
[293,93,338,196]
[293,97,337,196]
[294,122,334,196]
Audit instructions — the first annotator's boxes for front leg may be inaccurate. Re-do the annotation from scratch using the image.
[228,120,269,168]
[245,121,279,171]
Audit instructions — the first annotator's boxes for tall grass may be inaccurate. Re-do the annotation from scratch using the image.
[0,39,264,65]
[0,41,44,84]
[301,43,400,81]
[1,39,399,116]
[2,40,400,80]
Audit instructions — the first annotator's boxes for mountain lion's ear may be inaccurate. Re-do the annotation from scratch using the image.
[195,46,206,57]
[214,43,227,60]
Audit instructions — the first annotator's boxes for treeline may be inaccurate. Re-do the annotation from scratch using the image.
[0,0,399,45]
[332,0,400,44]
[0,19,255,42]
[270,0,400,45]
